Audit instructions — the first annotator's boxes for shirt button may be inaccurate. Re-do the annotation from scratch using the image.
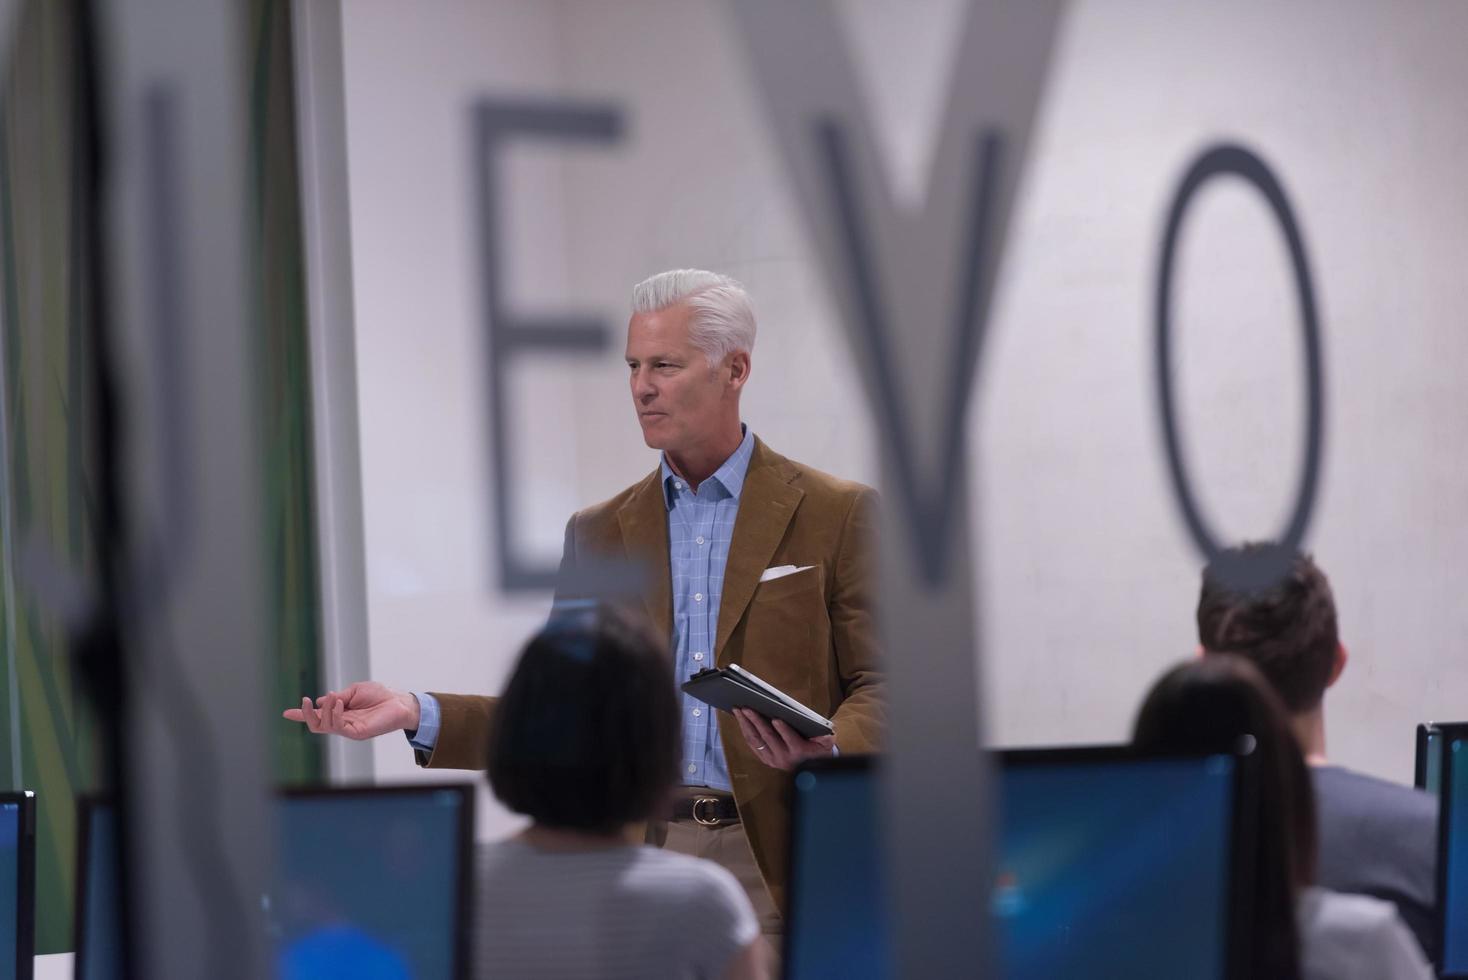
[694,592,703,602]
[687,764,697,774]
[696,536,705,545]
[693,652,704,662]
[675,481,684,490]
[693,708,702,717]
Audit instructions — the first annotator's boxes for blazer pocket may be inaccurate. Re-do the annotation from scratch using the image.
[740,566,826,701]
[752,564,823,603]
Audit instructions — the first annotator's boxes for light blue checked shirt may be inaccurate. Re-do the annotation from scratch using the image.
[409,428,756,792]
[660,426,755,791]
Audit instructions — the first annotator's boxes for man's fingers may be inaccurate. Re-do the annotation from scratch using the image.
[299,697,322,733]
[331,697,346,734]
[734,709,778,764]
[317,693,343,733]
[747,711,780,748]
[282,708,304,722]
[744,711,792,768]
[731,708,761,748]
[771,718,803,754]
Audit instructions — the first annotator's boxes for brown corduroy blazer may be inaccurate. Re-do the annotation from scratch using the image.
[418,438,885,911]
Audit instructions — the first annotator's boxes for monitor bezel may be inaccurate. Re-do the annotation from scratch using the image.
[1416,723,1438,791]
[783,745,1258,980]
[1434,725,1468,976]
[276,782,477,980]
[1416,722,1468,793]
[0,791,35,980]
[72,794,114,980]
[76,784,476,980]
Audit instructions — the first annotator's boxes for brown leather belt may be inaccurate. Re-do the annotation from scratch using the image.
[671,792,740,826]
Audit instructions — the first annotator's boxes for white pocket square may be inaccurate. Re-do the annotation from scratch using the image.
[759,564,814,583]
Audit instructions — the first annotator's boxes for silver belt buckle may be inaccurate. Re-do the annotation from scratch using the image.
[691,796,723,826]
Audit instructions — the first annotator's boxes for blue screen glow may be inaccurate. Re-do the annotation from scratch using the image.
[1444,738,1468,974]
[0,802,21,973]
[79,791,465,979]
[785,755,1237,980]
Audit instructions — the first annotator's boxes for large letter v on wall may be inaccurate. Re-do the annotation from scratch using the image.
[727,3,1064,977]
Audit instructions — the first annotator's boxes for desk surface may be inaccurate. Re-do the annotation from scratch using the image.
[35,952,74,979]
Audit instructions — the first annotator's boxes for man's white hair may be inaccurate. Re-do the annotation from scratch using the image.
[631,269,756,366]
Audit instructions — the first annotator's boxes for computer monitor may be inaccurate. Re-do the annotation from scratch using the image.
[76,785,474,979]
[74,797,120,980]
[274,784,473,979]
[0,792,35,980]
[1417,723,1445,795]
[784,748,1254,980]
[1437,727,1468,976]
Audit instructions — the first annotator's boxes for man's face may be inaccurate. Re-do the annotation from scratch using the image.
[625,303,736,455]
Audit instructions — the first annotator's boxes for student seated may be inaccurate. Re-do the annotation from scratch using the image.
[475,605,767,980]
[1196,543,1437,958]
[1134,655,1431,980]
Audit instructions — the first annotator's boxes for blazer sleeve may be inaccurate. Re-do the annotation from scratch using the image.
[419,514,581,771]
[828,487,885,754]
[417,692,497,770]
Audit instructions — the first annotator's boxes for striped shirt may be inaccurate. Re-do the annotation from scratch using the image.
[474,839,758,979]
[662,427,755,791]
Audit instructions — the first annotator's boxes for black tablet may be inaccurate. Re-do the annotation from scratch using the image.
[682,664,834,740]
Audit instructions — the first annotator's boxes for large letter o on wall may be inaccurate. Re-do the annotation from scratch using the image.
[1154,143,1325,584]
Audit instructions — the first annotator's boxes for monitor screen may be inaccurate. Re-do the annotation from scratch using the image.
[1442,734,1468,976]
[785,751,1242,980]
[274,787,470,979]
[0,793,35,980]
[78,786,471,979]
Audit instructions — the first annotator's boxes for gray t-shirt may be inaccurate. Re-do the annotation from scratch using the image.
[1297,886,1433,980]
[1311,765,1437,960]
[475,838,759,979]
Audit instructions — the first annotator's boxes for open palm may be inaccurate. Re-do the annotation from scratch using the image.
[282,681,420,741]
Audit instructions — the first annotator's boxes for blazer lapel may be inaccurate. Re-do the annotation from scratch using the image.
[617,473,673,636]
[715,442,803,663]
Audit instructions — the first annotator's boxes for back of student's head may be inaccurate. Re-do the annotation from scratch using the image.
[486,603,679,834]
[1133,655,1316,980]
[1196,542,1339,713]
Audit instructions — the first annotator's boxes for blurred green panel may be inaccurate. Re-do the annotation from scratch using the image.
[0,0,101,951]
[249,0,325,787]
[0,0,325,952]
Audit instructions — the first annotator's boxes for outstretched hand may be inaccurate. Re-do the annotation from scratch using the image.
[731,707,836,771]
[282,681,420,741]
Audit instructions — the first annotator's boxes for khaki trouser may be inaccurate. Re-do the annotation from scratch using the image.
[652,800,783,971]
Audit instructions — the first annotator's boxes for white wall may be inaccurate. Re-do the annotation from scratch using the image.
[339,0,578,838]
[981,0,1468,777]
[338,0,1468,837]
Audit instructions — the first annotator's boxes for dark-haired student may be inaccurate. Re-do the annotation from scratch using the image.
[473,607,767,980]
[1197,543,1438,959]
[1135,656,1430,980]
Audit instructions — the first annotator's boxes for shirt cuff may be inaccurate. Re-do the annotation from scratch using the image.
[406,692,440,752]
[831,743,840,758]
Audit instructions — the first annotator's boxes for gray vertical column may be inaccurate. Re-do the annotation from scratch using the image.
[99,0,272,976]
[292,0,373,783]
[727,2,1062,975]
[0,0,17,791]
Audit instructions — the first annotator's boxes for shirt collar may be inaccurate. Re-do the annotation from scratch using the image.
[660,426,754,510]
